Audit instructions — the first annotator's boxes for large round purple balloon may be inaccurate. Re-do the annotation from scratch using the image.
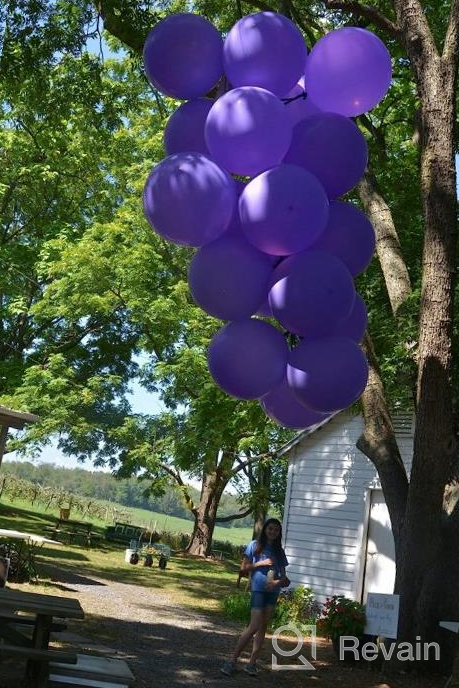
[305,27,392,116]
[288,336,369,412]
[208,319,289,399]
[164,99,213,156]
[304,292,367,342]
[333,294,367,342]
[188,230,273,321]
[283,76,322,128]
[310,201,375,276]
[261,376,329,429]
[239,165,329,256]
[143,14,223,99]
[143,153,236,247]
[223,12,307,97]
[269,250,355,336]
[205,87,292,176]
[284,113,368,198]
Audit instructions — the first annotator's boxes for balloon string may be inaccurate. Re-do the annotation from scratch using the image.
[281,90,307,105]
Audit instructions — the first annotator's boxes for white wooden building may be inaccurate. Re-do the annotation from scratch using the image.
[280,411,413,604]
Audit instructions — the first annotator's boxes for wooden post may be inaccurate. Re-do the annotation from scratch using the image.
[0,425,8,471]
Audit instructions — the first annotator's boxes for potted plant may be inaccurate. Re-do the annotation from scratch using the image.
[316,595,366,664]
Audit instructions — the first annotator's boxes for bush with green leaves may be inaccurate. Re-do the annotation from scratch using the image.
[316,595,366,640]
[273,586,321,628]
[222,592,252,624]
[222,586,320,629]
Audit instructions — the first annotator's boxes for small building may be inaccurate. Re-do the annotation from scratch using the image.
[280,411,413,604]
[0,405,39,469]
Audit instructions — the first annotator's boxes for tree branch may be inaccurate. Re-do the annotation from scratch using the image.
[358,168,412,315]
[158,462,198,516]
[324,0,400,39]
[358,332,409,546]
[392,0,439,67]
[443,0,459,63]
[215,507,253,522]
[95,0,153,53]
[230,452,272,477]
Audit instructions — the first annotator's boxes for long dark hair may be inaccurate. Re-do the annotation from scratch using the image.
[255,518,283,560]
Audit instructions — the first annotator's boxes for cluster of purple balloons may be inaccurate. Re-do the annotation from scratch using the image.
[143,11,392,429]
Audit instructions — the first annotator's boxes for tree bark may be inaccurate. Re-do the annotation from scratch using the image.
[186,469,226,556]
[358,169,412,315]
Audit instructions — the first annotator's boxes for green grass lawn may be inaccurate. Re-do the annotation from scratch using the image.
[0,498,243,614]
[0,495,253,546]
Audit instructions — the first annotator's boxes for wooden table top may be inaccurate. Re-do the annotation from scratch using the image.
[0,528,60,546]
[0,588,84,619]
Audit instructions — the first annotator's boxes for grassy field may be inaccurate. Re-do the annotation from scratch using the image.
[0,498,241,614]
[0,495,253,546]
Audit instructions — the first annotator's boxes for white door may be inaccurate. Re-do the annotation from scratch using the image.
[362,490,396,601]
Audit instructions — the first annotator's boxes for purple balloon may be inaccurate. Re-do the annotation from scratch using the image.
[302,293,367,342]
[261,376,329,429]
[283,77,322,128]
[305,27,392,117]
[205,87,292,176]
[269,250,355,337]
[223,12,307,97]
[188,231,273,321]
[333,294,367,342]
[288,336,369,413]
[239,164,329,256]
[310,201,375,276]
[284,113,368,199]
[143,14,223,99]
[208,319,289,399]
[164,99,213,156]
[143,153,236,247]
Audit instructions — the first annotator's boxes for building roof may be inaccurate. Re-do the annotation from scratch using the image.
[277,408,414,458]
[277,412,340,457]
[0,405,39,430]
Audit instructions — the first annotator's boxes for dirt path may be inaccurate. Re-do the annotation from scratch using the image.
[29,565,443,688]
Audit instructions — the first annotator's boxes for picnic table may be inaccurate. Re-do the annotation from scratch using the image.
[0,528,61,582]
[45,518,95,547]
[0,587,84,687]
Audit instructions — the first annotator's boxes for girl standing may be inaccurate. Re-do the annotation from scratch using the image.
[221,518,289,677]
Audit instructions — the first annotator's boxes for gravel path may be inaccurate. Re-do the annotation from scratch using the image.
[1,564,444,688]
[43,565,321,687]
[41,566,442,688]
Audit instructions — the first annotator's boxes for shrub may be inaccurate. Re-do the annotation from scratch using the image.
[221,586,321,630]
[316,595,366,639]
[211,539,243,559]
[221,592,251,624]
[157,530,190,550]
[273,586,321,628]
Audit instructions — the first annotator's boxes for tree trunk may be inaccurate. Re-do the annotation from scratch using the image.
[251,463,271,539]
[186,472,226,556]
[394,34,458,649]
[185,453,233,557]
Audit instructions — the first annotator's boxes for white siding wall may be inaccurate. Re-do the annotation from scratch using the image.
[282,412,413,603]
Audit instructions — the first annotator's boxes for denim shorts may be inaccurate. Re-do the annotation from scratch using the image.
[251,590,279,609]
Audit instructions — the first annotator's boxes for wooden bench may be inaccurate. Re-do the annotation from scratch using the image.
[45,520,94,547]
[49,654,135,688]
[0,643,77,663]
[0,611,67,633]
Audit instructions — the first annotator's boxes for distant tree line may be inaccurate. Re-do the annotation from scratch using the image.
[1,462,255,528]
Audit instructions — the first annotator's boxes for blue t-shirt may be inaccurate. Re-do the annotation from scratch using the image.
[244,540,289,592]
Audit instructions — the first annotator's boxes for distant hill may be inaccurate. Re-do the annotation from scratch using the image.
[1,461,254,528]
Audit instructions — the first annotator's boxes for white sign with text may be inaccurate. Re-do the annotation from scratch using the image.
[364,593,400,638]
